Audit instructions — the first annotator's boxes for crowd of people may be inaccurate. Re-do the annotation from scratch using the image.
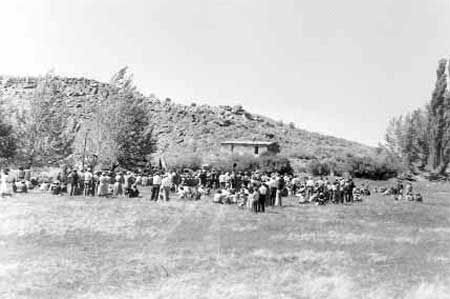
[45,168,373,214]
[374,180,423,201]
[211,174,372,213]
[47,168,170,199]
[0,166,423,207]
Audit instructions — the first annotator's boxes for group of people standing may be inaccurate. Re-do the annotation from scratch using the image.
[53,169,145,198]
[212,171,287,213]
[294,177,368,205]
[46,167,292,208]
[43,167,373,209]
[0,167,32,196]
[6,164,418,209]
[210,173,371,212]
[48,168,175,201]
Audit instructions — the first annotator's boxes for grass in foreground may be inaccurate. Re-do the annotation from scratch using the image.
[0,182,449,299]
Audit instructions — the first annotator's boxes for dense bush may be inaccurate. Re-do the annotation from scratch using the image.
[305,150,402,180]
[306,160,330,176]
[166,153,203,170]
[0,108,16,163]
[258,153,292,174]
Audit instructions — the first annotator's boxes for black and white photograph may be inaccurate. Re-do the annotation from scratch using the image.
[0,1,450,298]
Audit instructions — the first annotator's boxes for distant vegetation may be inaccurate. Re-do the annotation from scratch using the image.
[384,58,450,178]
[304,150,401,180]
[0,108,16,164]
[0,67,401,178]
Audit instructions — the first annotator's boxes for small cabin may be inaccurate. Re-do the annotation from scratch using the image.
[220,140,280,157]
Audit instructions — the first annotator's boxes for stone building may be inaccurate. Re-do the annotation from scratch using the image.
[220,140,280,157]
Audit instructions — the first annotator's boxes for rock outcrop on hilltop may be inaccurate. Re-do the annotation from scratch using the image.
[0,75,373,166]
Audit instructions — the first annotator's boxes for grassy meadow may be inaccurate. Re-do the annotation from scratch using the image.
[0,181,449,299]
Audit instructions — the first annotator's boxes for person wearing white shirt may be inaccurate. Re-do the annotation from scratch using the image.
[161,175,172,201]
[306,177,315,200]
[219,173,226,188]
[151,173,162,201]
[83,169,93,196]
[258,183,268,212]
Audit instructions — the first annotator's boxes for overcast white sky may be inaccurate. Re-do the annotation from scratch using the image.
[1,0,449,146]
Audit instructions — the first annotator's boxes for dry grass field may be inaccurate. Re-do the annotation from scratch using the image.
[0,181,449,299]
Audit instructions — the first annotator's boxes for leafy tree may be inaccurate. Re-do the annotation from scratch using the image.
[0,108,16,162]
[427,58,450,174]
[13,75,79,166]
[74,102,119,169]
[110,66,136,92]
[384,58,450,175]
[384,111,429,172]
[384,116,405,160]
[75,68,156,170]
[114,94,155,169]
[408,109,429,169]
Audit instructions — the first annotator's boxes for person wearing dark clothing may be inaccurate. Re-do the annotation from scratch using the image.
[172,172,181,191]
[331,182,340,204]
[24,167,31,182]
[129,185,140,198]
[343,179,355,203]
[258,184,268,213]
[18,167,25,180]
[316,192,326,205]
[348,180,355,202]
[279,176,285,193]
[252,189,260,213]
[396,180,404,196]
[210,171,218,189]
[50,181,62,195]
[233,174,242,192]
[68,170,79,196]
[199,171,207,187]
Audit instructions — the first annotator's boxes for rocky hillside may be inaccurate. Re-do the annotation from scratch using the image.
[0,75,374,164]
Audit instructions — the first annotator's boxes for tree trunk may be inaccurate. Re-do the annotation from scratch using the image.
[436,160,449,175]
[436,147,450,175]
[428,138,442,171]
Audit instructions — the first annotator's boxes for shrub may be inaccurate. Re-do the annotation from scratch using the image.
[306,160,330,176]
[258,153,293,174]
[303,151,402,180]
[166,153,203,170]
[0,109,16,162]
[286,148,316,160]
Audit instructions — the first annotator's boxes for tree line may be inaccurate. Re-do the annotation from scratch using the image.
[384,58,450,177]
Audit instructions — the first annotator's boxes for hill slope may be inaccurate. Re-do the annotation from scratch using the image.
[0,75,374,164]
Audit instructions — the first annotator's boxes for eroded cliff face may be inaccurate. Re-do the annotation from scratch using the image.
[0,74,373,164]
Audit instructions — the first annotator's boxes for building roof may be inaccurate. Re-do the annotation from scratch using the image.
[221,140,276,146]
